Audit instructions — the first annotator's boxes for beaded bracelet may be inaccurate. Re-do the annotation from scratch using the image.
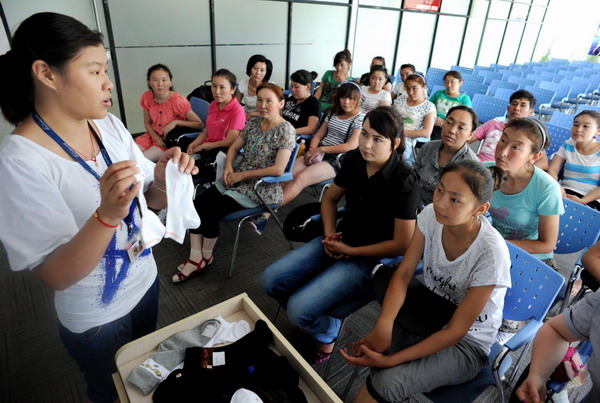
[94,209,119,228]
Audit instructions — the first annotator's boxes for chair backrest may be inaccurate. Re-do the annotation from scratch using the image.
[471,94,507,123]
[503,242,565,322]
[546,123,572,158]
[430,84,445,95]
[461,81,489,99]
[494,87,515,102]
[460,73,485,84]
[576,104,600,115]
[539,81,572,102]
[507,76,536,89]
[549,111,574,129]
[555,198,600,254]
[559,79,590,97]
[523,86,556,110]
[427,67,448,77]
[190,96,211,124]
[478,71,504,85]
[451,65,473,75]
[488,79,518,97]
[426,73,445,91]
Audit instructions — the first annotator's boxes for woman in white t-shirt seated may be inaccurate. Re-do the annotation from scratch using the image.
[393,73,436,164]
[236,54,273,119]
[360,65,392,114]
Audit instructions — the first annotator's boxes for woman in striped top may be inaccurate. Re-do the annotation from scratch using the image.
[548,110,600,210]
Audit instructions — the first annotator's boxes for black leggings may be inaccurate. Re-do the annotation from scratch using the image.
[190,185,245,238]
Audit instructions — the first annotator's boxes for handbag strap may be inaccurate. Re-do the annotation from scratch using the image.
[343,115,359,143]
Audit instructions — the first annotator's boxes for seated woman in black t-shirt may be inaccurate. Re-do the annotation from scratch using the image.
[260,106,419,364]
[282,70,322,136]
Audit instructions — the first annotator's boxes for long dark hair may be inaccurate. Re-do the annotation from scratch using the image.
[0,12,104,125]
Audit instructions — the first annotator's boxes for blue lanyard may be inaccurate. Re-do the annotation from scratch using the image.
[31,109,140,227]
[32,109,112,181]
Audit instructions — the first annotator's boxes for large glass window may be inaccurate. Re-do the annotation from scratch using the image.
[477,19,506,66]
[395,12,436,73]
[440,0,471,15]
[290,3,348,86]
[498,21,525,65]
[430,16,467,69]
[516,23,542,63]
[353,8,399,76]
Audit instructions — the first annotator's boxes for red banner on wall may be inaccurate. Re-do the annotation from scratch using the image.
[404,0,442,12]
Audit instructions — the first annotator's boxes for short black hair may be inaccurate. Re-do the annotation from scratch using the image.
[245,54,273,82]
[509,89,537,109]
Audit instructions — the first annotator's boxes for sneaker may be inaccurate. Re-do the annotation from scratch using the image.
[249,215,269,235]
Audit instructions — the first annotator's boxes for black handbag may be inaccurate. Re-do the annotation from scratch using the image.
[283,202,324,242]
[372,265,457,337]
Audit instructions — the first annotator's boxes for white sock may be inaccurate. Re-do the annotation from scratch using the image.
[165,159,201,243]
[136,164,166,249]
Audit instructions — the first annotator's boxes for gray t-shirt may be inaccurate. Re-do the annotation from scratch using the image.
[418,205,512,354]
[414,140,478,206]
[564,289,600,402]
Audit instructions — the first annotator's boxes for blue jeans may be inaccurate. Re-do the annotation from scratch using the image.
[260,236,375,344]
[59,276,159,403]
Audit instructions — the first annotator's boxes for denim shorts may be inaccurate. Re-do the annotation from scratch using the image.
[59,276,159,403]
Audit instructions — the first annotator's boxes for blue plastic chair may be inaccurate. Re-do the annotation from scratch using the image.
[427,67,448,77]
[495,87,516,102]
[576,104,600,114]
[461,73,485,84]
[546,123,572,159]
[451,65,473,75]
[478,71,503,85]
[508,76,536,89]
[220,143,300,278]
[488,80,518,97]
[461,82,489,99]
[549,111,574,129]
[523,85,556,115]
[173,96,211,143]
[423,242,565,403]
[430,84,445,96]
[552,199,600,312]
[190,96,210,124]
[471,94,507,123]
[427,75,445,94]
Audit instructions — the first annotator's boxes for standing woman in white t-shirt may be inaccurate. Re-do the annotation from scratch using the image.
[393,73,436,164]
[342,159,511,402]
[0,13,196,402]
[236,54,273,119]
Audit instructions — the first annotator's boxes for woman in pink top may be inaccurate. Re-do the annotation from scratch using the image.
[135,64,204,161]
[184,69,246,181]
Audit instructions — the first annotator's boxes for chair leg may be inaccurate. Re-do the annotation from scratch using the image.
[273,304,282,322]
[323,317,348,381]
[342,365,362,400]
[270,209,294,250]
[228,216,253,279]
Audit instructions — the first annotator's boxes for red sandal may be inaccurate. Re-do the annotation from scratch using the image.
[172,256,214,284]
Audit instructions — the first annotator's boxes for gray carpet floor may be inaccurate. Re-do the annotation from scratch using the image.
[0,188,593,402]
